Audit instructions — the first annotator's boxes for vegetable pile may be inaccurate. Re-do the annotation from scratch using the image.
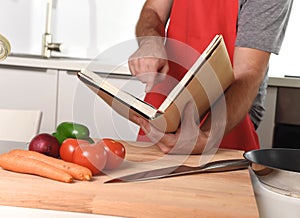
[0,121,126,183]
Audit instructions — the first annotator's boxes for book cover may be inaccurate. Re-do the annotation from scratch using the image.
[77,35,234,133]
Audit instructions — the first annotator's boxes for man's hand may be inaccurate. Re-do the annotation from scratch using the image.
[128,37,169,92]
[133,102,209,154]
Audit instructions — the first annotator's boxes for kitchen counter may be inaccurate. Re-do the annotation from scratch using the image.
[0,141,258,218]
[1,54,299,87]
[0,54,130,76]
[268,76,300,88]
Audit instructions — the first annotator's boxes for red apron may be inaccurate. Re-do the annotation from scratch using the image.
[137,0,260,151]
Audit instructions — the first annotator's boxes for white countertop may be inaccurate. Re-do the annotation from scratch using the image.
[268,76,300,88]
[1,54,300,87]
[0,205,117,218]
[0,54,131,76]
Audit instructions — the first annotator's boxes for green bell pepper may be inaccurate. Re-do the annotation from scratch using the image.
[53,122,94,144]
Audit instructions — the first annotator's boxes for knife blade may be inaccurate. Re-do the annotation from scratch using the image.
[104,158,249,183]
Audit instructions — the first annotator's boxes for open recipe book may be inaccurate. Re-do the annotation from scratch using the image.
[77,35,234,133]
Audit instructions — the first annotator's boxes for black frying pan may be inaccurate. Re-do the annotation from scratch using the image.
[244,148,300,196]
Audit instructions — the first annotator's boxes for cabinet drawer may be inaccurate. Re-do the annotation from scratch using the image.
[275,87,300,125]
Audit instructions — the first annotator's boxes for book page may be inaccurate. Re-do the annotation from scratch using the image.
[78,70,159,119]
[158,35,221,113]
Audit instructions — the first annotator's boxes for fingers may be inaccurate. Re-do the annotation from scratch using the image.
[155,63,169,84]
[155,142,173,154]
[135,72,157,93]
[128,55,169,92]
[133,115,178,154]
[128,58,138,76]
[133,116,163,142]
[128,37,169,91]
[128,58,157,92]
[181,101,199,130]
[133,101,205,155]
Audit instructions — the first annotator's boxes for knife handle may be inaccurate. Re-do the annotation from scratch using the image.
[197,159,249,173]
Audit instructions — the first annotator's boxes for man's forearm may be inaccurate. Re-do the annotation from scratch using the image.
[135,0,173,43]
[201,47,270,136]
[136,8,165,39]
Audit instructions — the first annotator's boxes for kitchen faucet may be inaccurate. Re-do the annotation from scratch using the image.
[42,0,62,58]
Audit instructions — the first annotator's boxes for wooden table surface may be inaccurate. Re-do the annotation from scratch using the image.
[0,141,258,218]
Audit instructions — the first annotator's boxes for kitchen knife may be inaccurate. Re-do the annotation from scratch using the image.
[104,158,249,183]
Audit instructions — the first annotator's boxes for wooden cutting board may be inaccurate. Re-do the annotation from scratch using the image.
[0,141,258,218]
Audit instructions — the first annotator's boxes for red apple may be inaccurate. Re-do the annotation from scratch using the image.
[29,133,60,158]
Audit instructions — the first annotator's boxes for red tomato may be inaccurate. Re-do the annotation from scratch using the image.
[72,142,107,175]
[102,138,126,170]
[59,138,89,162]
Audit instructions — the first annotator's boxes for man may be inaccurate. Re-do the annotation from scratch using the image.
[128,0,293,154]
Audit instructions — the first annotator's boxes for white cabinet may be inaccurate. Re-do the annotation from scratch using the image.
[0,67,58,133]
[57,70,146,141]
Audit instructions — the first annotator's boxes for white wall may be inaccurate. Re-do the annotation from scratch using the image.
[0,0,45,54]
[53,0,145,58]
[0,0,145,59]
[268,0,299,78]
[0,0,299,77]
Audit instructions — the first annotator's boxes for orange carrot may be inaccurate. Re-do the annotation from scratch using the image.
[9,149,92,181]
[0,153,73,183]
